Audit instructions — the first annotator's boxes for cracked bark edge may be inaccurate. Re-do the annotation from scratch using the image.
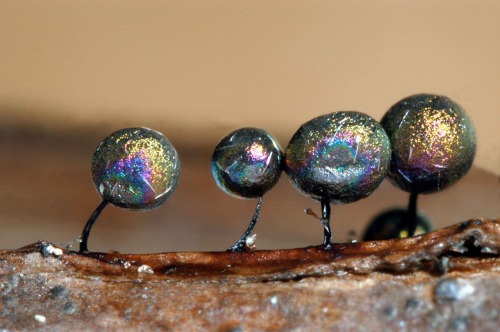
[3,218,499,281]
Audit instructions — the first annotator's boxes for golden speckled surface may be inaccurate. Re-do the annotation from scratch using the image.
[382,94,476,194]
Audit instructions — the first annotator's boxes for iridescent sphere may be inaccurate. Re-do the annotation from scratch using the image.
[285,111,391,204]
[91,127,180,210]
[211,128,283,199]
[381,94,476,194]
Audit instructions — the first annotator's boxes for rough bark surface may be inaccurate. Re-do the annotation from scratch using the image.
[1,219,499,331]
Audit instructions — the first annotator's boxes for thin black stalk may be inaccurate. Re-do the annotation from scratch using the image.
[79,200,109,253]
[229,197,263,252]
[321,198,332,248]
[406,193,419,237]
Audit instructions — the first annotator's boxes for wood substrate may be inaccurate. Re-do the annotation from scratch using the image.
[0,219,499,331]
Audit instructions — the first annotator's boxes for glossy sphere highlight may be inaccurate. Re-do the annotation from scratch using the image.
[92,127,180,210]
[211,128,283,199]
[381,94,476,194]
[285,111,391,204]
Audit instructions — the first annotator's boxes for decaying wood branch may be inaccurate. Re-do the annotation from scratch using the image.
[1,219,499,331]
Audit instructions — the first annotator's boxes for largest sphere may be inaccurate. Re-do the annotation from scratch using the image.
[381,94,476,194]
[285,111,391,204]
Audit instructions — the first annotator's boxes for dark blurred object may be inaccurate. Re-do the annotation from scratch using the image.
[363,208,432,241]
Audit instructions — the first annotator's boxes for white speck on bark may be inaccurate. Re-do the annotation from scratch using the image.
[138,265,154,274]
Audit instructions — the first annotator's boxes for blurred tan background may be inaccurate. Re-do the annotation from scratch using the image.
[0,1,498,253]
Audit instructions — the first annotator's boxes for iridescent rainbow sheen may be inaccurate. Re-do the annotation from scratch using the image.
[381,94,476,194]
[92,127,180,210]
[285,111,391,204]
[211,128,283,199]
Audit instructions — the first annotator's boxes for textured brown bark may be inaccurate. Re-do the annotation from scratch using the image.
[1,218,499,331]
